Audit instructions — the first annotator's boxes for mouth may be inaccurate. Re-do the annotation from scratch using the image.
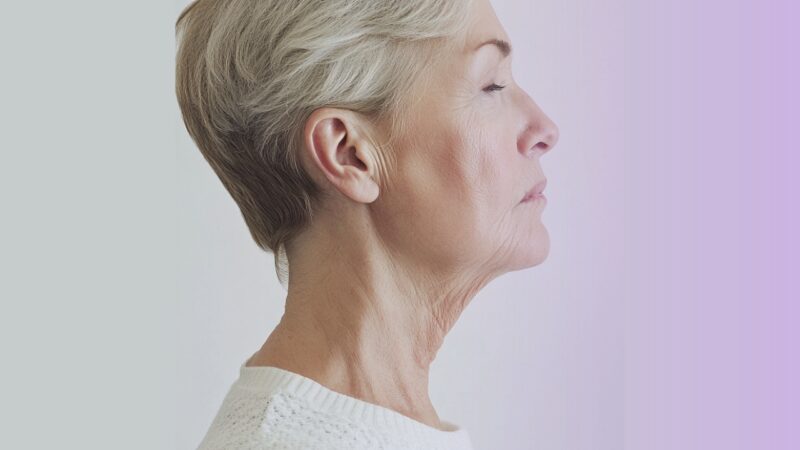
[520,178,547,203]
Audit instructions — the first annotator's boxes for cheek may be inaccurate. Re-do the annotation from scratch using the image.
[404,125,478,213]
[455,95,520,197]
[371,126,484,266]
[467,119,520,213]
[376,108,523,266]
[382,120,482,230]
[430,117,493,213]
[426,118,520,238]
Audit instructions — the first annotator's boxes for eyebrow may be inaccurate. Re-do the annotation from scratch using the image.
[474,38,512,59]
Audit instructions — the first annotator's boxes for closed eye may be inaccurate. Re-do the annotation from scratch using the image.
[483,83,506,93]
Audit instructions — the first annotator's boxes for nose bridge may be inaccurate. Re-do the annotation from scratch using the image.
[517,88,560,155]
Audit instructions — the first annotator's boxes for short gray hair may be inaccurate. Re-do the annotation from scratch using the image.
[175,0,472,285]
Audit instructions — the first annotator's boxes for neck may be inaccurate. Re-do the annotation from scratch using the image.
[247,212,493,430]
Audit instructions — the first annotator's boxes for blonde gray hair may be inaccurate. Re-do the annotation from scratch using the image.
[175,0,471,286]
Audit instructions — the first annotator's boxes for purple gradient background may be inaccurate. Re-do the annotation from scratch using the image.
[490,0,799,449]
[621,1,800,448]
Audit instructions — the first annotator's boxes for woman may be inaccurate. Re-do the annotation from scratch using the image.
[176,0,559,448]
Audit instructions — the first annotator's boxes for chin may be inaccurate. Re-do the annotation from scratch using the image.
[506,228,551,272]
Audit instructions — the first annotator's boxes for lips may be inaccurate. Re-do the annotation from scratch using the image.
[522,178,547,202]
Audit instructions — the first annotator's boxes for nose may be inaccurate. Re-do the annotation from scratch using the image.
[518,93,560,157]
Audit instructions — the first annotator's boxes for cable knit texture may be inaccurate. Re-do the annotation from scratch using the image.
[197,360,474,450]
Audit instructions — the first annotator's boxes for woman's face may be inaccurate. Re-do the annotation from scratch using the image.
[373,0,560,278]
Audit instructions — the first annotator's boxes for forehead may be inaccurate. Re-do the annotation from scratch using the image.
[463,0,510,51]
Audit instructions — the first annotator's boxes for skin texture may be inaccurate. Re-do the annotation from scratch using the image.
[245,0,560,431]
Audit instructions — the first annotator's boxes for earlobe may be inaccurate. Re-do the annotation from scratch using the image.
[303,108,381,204]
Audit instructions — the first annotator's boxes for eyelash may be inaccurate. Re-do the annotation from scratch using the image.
[483,83,506,93]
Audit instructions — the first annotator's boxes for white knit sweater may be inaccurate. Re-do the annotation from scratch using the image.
[197,360,474,450]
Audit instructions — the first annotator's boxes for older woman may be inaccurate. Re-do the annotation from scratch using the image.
[176,0,559,448]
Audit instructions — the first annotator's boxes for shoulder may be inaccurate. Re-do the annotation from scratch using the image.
[197,388,403,450]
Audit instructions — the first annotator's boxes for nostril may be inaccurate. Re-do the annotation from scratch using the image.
[529,141,551,156]
[538,129,558,154]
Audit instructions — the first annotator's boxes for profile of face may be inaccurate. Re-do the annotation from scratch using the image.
[305,0,560,282]
[374,0,560,277]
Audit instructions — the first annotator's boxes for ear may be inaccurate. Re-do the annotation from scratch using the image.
[302,107,381,204]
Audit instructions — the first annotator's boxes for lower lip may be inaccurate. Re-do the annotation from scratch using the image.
[521,193,547,205]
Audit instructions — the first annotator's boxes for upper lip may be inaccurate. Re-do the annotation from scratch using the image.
[523,178,547,200]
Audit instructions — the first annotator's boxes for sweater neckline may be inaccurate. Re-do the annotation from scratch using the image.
[235,359,470,442]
